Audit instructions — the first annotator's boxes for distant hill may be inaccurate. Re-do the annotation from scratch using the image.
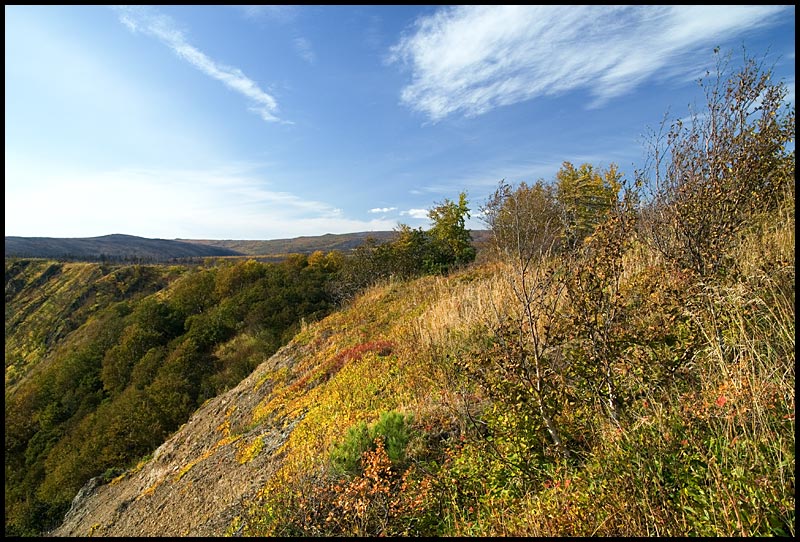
[6,231,493,262]
[180,231,401,256]
[4,234,242,261]
[181,230,492,256]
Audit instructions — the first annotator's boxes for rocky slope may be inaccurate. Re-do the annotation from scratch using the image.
[50,339,305,537]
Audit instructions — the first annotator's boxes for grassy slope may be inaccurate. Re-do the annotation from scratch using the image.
[48,264,504,536]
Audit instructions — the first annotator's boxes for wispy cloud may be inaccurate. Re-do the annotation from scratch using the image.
[115,6,284,123]
[368,206,397,214]
[293,37,316,64]
[388,5,790,121]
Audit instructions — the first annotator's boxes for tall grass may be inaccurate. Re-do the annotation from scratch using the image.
[466,196,795,536]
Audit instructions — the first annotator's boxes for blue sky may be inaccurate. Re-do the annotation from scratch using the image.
[5,5,795,240]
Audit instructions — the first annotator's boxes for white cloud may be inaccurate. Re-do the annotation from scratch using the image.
[388,5,790,121]
[115,6,283,123]
[401,208,429,219]
[368,206,397,214]
[293,37,316,63]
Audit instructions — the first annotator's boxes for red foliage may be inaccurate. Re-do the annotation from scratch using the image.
[322,340,395,381]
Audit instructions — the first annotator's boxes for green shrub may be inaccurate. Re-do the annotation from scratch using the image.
[330,411,413,475]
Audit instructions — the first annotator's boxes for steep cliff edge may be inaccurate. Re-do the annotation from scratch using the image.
[50,339,304,537]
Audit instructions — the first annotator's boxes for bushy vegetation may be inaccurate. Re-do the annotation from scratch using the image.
[640,50,795,278]
[330,410,414,475]
[330,192,476,301]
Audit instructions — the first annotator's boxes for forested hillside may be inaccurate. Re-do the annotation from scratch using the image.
[6,53,794,537]
[4,234,242,261]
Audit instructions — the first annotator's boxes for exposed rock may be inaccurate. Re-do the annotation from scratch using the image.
[49,342,304,537]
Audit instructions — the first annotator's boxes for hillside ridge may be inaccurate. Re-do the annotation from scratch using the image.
[4,234,241,261]
[6,231,492,261]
